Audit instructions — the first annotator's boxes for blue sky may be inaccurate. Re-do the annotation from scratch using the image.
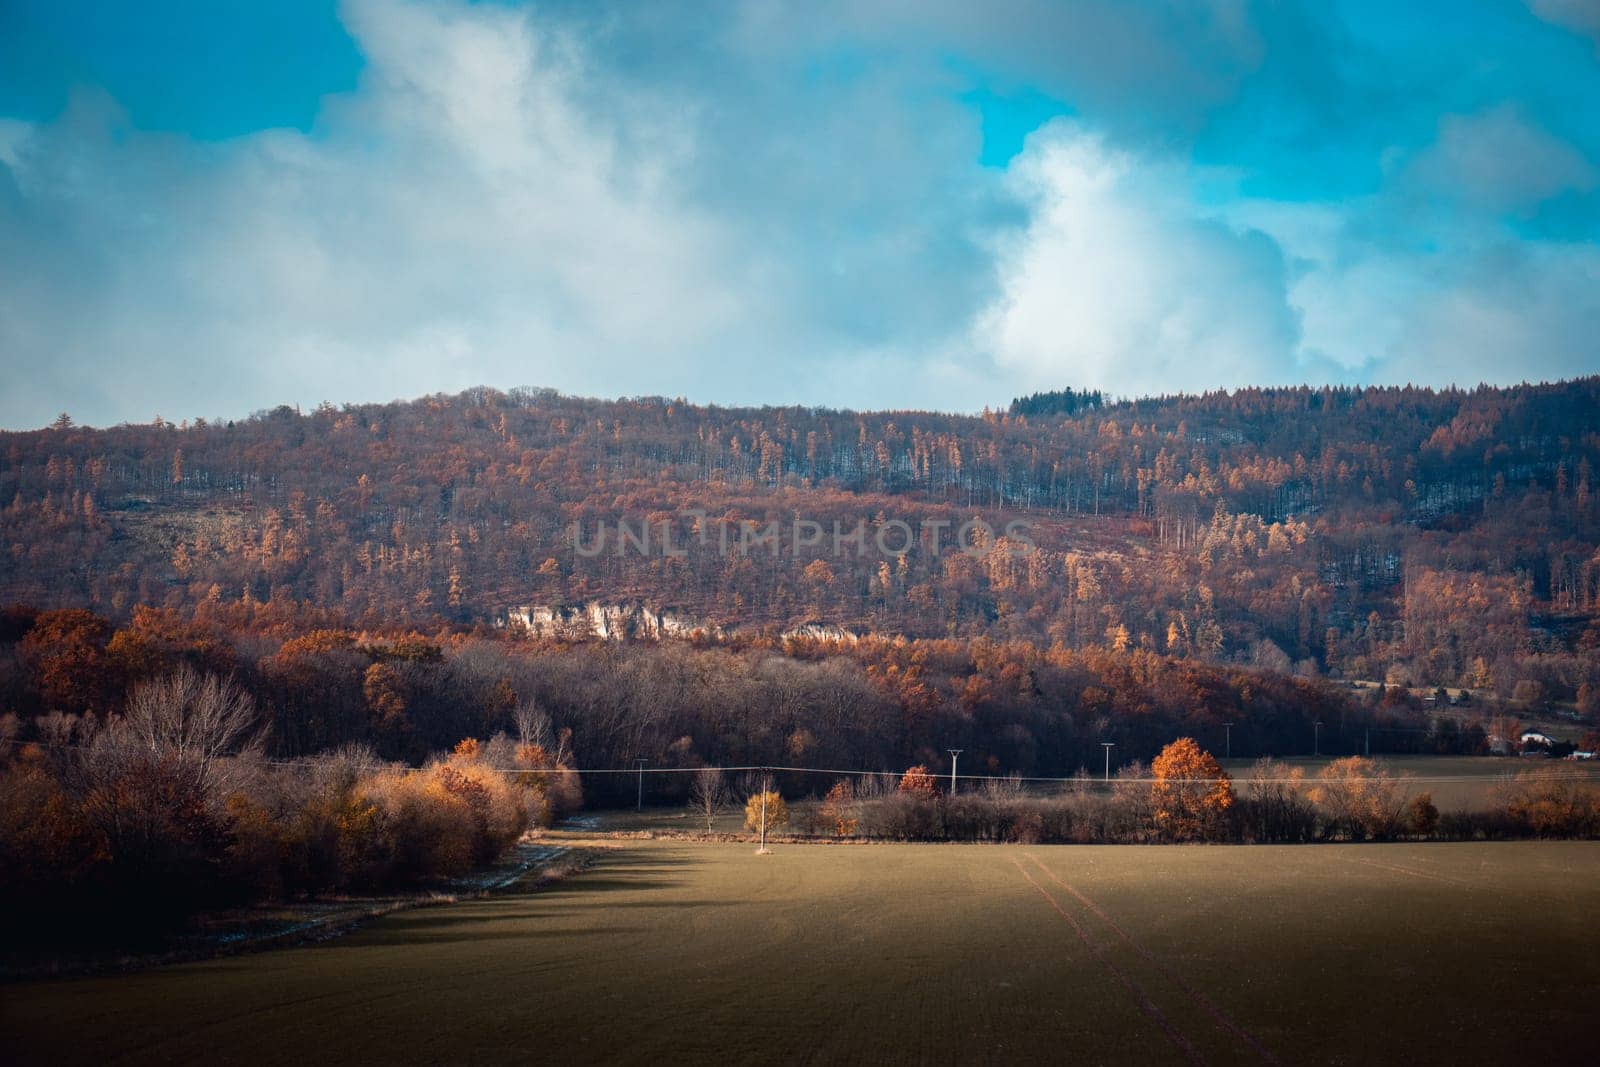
[1,0,1598,428]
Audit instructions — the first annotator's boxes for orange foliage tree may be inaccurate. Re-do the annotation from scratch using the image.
[1150,737,1233,841]
[20,608,118,714]
[898,764,939,799]
[821,779,859,836]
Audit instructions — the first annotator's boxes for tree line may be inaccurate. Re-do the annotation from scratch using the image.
[3,599,1594,952]
[696,743,1600,847]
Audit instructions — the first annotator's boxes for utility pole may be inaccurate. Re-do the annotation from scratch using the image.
[634,757,647,811]
[1364,726,1370,758]
[1102,741,1116,782]
[948,749,963,796]
[758,770,770,855]
[1314,721,1323,758]
[1223,722,1234,760]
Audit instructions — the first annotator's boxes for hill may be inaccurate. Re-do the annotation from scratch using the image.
[2,379,1598,703]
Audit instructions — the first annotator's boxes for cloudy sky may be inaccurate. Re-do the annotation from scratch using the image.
[2,0,1598,428]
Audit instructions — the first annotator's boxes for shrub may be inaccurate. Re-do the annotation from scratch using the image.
[224,793,287,900]
[1006,808,1044,844]
[510,734,583,828]
[1498,768,1600,837]
[898,765,939,799]
[1408,792,1440,837]
[1310,757,1408,840]
[820,780,859,837]
[0,727,544,948]
[1033,797,1083,843]
[1241,758,1316,843]
[862,793,940,840]
[944,795,1003,841]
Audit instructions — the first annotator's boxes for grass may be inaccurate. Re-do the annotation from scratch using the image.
[4,835,1598,1065]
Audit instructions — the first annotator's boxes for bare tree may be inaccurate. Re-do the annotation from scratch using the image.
[512,698,575,768]
[1244,757,1313,842]
[68,669,263,873]
[513,699,552,751]
[33,710,81,749]
[117,667,263,793]
[688,767,729,832]
[855,772,896,799]
[1111,759,1153,834]
[983,771,1025,802]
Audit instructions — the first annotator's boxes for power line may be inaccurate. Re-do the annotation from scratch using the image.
[2,739,1570,785]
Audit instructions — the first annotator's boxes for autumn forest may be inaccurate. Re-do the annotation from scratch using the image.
[4,379,1597,702]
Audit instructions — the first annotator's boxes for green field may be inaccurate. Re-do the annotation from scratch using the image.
[5,836,1598,1065]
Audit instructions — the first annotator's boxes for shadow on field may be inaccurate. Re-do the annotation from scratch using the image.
[347,849,700,950]
[353,918,650,945]
[533,850,693,899]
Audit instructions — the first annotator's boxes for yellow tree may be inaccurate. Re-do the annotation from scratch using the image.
[1107,623,1131,653]
[1150,737,1233,841]
[744,788,788,851]
[802,559,836,587]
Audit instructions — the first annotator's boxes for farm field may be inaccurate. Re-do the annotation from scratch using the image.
[4,837,1598,1066]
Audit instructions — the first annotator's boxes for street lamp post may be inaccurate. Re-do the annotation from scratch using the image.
[948,749,963,797]
[1314,721,1323,758]
[1222,722,1234,760]
[634,757,647,811]
[1101,742,1116,782]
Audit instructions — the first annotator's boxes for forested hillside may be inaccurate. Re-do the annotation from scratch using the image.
[2,379,1598,704]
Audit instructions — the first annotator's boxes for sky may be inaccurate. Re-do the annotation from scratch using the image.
[1,0,1598,429]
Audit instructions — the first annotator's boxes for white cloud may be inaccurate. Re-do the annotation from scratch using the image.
[1406,105,1595,213]
[0,119,32,172]
[1382,243,1600,386]
[1219,108,1600,385]
[0,0,787,427]
[2,0,1597,428]
[977,112,1600,397]
[976,120,1303,396]
[1526,0,1600,49]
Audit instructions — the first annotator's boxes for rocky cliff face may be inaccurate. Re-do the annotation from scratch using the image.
[502,603,861,644]
[778,622,861,644]
[504,601,726,641]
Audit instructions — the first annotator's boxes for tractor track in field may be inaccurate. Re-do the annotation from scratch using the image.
[1022,853,1280,1065]
[1011,856,1204,1064]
